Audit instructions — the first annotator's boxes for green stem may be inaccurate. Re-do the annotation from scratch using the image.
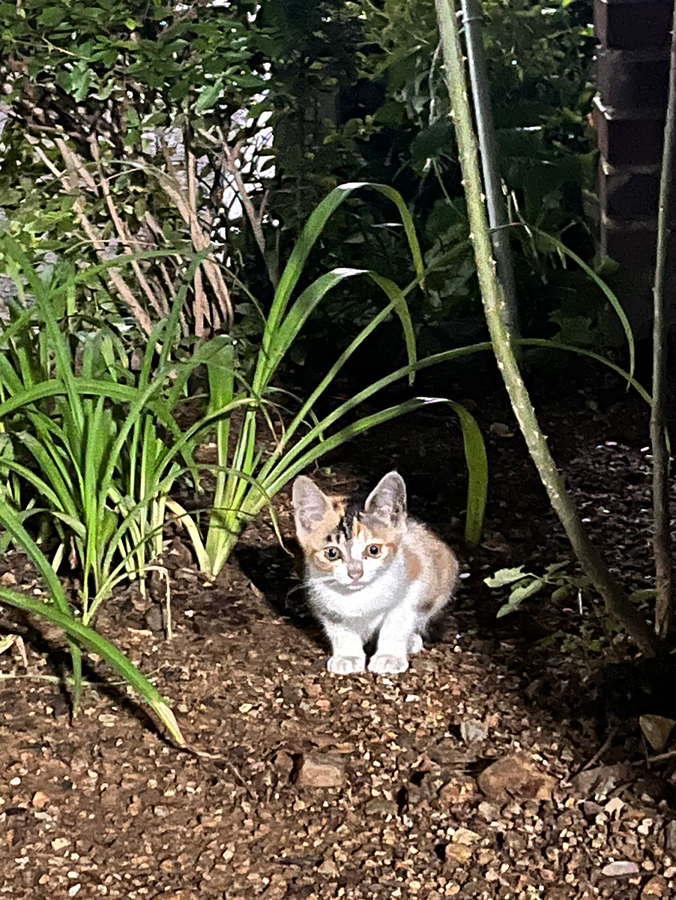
[434,0,658,656]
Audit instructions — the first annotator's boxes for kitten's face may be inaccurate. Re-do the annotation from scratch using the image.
[292,472,407,591]
[309,503,399,589]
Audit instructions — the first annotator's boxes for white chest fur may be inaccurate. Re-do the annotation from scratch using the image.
[309,551,409,633]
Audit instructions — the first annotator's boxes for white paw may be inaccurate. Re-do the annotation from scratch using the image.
[408,634,424,654]
[368,654,409,675]
[327,655,366,674]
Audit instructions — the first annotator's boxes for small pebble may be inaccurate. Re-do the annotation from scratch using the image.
[31,791,50,810]
[602,861,640,877]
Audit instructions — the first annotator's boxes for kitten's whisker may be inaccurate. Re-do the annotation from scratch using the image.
[286,576,333,598]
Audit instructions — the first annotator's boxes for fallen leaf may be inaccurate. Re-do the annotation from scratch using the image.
[489,422,514,438]
[639,714,676,753]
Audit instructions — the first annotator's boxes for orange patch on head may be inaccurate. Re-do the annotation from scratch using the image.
[332,498,347,517]
[297,507,341,553]
[311,551,335,572]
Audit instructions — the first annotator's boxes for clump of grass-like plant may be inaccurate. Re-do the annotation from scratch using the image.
[1,187,489,585]
[0,502,184,744]
[0,242,204,619]
[166,182,489,573]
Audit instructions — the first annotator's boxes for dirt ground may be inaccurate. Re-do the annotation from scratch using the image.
[1,360,676,900]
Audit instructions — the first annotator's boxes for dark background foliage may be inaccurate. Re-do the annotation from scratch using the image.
[0,0,600,368]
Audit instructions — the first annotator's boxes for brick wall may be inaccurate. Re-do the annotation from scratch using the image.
[595,0,673,268]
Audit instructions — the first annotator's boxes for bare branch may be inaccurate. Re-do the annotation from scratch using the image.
[88,139,170,319]
[185,144,232,331]
[33,142,153,336]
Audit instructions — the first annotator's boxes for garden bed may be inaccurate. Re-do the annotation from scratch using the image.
[0,366,674,900]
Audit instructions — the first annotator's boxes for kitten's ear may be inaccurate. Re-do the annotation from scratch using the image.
[365,471,407,525]
[292,476,332,537]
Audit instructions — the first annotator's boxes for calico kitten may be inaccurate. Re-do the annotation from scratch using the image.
[292,471,459,675]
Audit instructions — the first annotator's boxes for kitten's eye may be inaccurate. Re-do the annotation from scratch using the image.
[366,544,381,558]
[324,547,342,562]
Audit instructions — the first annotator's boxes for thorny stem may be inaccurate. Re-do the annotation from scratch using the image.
[433,0,659,656]
[651,0,676,638]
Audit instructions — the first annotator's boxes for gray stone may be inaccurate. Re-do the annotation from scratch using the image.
[571,763,633,798]
[601,861,640,877]
[460,719,487,744]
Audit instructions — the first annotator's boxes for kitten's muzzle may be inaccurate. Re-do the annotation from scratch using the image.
[347,561,364,582]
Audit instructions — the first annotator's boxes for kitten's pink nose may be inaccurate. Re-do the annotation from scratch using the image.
[347,564,363,582]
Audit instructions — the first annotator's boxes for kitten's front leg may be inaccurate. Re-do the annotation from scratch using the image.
[322,620,367,674]
[368,606,418,675]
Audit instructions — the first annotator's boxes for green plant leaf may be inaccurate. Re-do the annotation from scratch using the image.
[630,589,657,603]
[484,566,528,588]
[509,578,546,604]
[449,401,487,546]
[0,587,185,747]
[260,182,424,390]
[527,228,636,383]
[195,78,224,113]
[544,561,570,575]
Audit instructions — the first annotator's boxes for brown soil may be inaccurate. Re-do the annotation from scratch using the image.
[1,364,676,900]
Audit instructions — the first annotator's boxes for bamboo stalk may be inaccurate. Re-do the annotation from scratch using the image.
[433,0,658,656]
[651,0,676,638]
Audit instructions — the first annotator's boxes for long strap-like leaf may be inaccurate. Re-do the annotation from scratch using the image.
[0,587,184,747]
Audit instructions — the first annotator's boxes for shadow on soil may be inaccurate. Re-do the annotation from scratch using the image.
[1,619,161,740]
[235,542,317,633]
